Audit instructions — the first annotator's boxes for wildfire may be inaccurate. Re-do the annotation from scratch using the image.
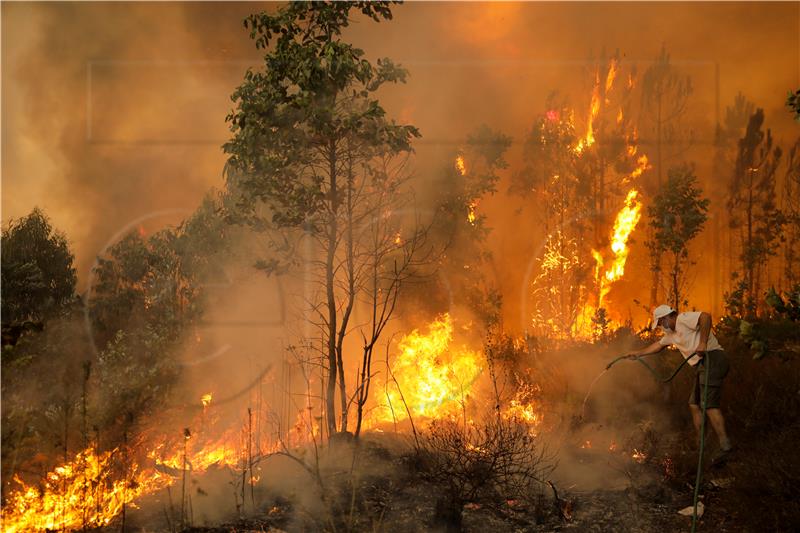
[2,447,168,533]
[632,449,647,463]
[455,155,467,176]
[3,411,262,531]
[599,189,642,300]
[201,392,213,408]
[467,200,477,225]
[500,376,543,435]
[574,187,644,337]
[373,314,482,424]
[604,58,618,99]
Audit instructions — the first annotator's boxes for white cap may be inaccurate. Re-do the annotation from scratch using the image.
[652,304,674,329]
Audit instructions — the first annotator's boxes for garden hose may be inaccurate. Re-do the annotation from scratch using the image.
[605,352,707,531]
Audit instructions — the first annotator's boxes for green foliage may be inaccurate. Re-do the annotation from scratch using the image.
[765,285,800,322]
[787,88,800,122]
[90,195,228,347]
[224,1,418,242]
[647,164,709,256]
[645,164,709,309]
[223,2,423,435]
[723,274,754,319]
[95,326,180,429]
[721,284,800,359]
[421,125,511,326]
[1,208,77,326]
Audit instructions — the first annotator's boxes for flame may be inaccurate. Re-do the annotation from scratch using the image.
[632,449,647,463]
[604,190,642,279]
[500,377,543,435]
[536,59,646,339]
[574,187,644,337]
[372,314,482,424]
[2,448,169,533]
[201,392,212,408]
[604,58,618,98]
[581,440,592,449]
[455,155,466,176]
[3,406,274,531]
[609,440,617,452]
[575,68,603,154]
[627,155,649,182]
[289,407,320,447]
[467,200,477,225]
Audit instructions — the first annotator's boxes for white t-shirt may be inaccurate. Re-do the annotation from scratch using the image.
[658,311,723,366]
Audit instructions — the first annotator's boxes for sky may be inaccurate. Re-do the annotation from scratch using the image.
[3,1,799,326]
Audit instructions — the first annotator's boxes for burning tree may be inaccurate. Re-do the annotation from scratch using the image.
[513,57,649,339]
[223,2,425,437]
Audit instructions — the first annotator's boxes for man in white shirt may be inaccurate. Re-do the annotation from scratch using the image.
[627,305,733,461]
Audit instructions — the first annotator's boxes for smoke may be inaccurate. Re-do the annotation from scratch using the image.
[5,2,798,318]
[3,1,798,521]
[3,2,263,292]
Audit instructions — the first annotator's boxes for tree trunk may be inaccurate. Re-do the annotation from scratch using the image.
[325,145,339,436]
[672,253,680,310]
[746,168,754,307]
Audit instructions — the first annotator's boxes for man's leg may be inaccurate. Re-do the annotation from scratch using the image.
[704,351,732,452]
[688,372,704,445]
[706,408,732,451]
[689,403,703,436]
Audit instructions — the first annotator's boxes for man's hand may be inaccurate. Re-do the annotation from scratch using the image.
[696,340,708,355]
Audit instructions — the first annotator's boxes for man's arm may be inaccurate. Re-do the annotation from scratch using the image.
[696,311,712,354]
[627,340,665,359]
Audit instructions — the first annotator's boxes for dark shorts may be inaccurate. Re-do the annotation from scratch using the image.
[689,349,729,409]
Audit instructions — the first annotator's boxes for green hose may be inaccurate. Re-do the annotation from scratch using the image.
[606,351,707,531]
[691,357,710,533]
[605,352,692,382]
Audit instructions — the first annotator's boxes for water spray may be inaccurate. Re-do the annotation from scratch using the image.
[582,352,708,532]
[581,352,691,418]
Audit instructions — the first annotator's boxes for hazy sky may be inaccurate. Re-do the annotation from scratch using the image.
[3,2,798,323]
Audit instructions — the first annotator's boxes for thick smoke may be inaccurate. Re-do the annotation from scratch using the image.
[2,1,799,520]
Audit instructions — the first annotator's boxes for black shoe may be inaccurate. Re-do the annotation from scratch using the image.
[711,447,733,467]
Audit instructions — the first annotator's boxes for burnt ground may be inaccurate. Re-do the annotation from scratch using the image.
[119,431,774,533]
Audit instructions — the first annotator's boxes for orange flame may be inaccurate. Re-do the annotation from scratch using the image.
[372,314,482,424]
[2,448,169,533]
[467,200,477,225]
[3,413,266,530]
[455,155,466,176]
[500,378,543,435]
[604,58,618,98]
[201,392,212,408]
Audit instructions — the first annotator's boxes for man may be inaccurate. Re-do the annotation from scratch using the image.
[627,304,732,461]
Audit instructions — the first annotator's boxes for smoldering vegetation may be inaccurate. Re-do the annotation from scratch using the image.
[3,2,800,532]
